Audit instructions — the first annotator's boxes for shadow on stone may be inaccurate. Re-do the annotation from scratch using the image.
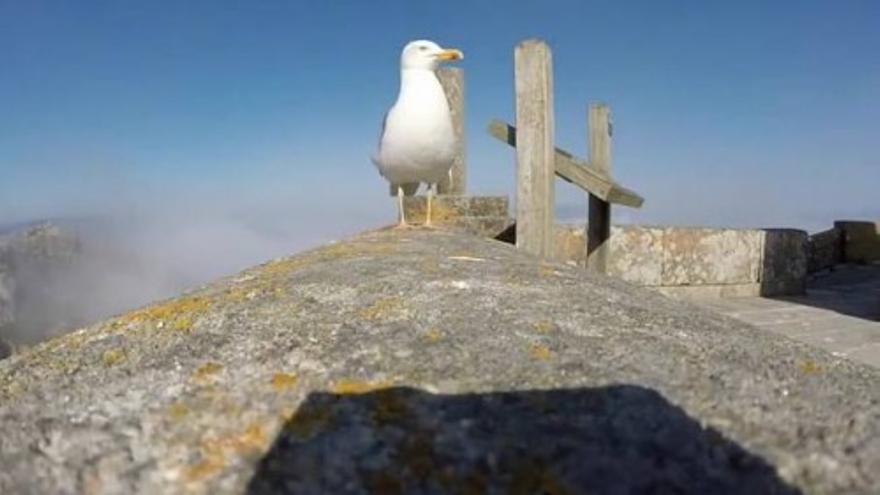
[772,221,880,321]
[248,385,799,494]
[769,264,880,322]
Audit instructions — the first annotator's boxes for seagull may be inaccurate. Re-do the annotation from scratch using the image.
[372,40,464,227]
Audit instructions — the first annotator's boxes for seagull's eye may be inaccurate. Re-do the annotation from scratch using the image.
[419,45,428,51]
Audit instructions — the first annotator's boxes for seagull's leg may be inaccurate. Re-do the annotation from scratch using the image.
[426,183,435,227]
[397,185,407,228]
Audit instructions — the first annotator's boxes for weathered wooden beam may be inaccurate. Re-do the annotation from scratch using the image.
[437,67,466,195]
[488,119,643,208]
[587,103,612,273]
[513,39,556,259]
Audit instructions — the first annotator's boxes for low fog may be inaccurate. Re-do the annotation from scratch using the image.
[1,184,393,347]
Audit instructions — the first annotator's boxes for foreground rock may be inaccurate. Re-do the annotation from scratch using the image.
[0,229,878,494]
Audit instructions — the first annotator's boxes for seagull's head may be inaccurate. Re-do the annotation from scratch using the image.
[400,40,464,71]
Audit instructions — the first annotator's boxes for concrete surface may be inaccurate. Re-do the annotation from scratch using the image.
[698,264,880,369]
[1,229,879,494]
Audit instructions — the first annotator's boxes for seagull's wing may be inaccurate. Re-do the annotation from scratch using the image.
[370,110,390,167]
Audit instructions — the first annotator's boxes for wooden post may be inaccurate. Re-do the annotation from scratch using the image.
[587,103,612,272]
[514,39,555,258]
[437,67,466,195]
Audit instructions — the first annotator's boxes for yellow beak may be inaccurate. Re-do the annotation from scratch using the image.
[436,48,464,61]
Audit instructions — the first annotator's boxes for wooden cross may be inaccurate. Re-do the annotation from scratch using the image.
[488,39,644,272]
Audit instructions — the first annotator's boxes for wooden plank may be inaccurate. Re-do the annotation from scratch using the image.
[437,67,466,195]
[488,119,643,208]
[587,103,612,273]
[513,39,556,258]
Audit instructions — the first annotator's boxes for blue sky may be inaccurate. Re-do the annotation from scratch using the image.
[1,0,878,235]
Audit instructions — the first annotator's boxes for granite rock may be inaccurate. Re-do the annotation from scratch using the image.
[0,228,878,494]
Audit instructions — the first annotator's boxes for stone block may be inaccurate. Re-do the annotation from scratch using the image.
[656,284,762,300]
[553,225,586,265]
[761,229,808,296]
[807,227,842,273]
[836,220,880,264]
[403,195,509,224]
[608,226,664,286]
[661,228,762,286]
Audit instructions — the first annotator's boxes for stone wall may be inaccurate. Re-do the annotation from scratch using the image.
[807,227,842,273]
[836,220,880,264]
[554,224,807,298]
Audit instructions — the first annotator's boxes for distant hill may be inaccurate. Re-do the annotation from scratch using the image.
[0,222,80,353]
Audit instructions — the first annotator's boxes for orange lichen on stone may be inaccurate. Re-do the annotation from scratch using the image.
[539,264,557,277]
[101,348,126,367]
[271,372,299,392]
[419,258,441,273]
[185,422,270,482]
[260,258,308,279]
[424,328,444,342]
[533,320,555,333]
[192,362,223,384]
[224,286,251,302]
[168,402,190,420]
[332,379,394,395]
[358,297,406,321]
[117,296,212,331]
[203,422,268,456]
[799,360,822,374]
[183,456,226,483]
[260,242,397,280]
[172,316,194,332]
[530,344,553,361]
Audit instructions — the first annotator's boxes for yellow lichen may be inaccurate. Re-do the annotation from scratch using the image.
[117,296,212,330]
[332,379,393,395]
[193,362,223,384]
[260,258,308,278]
[271,372,299,392]
[419,258,441,273]
[539,264,557,277]
[168,402,190,420]
[224,287,251,302]
[101,348,126,367]
[533,320,554,333]
[203,422,268,456]
[173,316,194,332]
[183,456,225,482]
[530,344,553,361]
[799,360,821,374]
[358,297,406,321]
[259,242,397,279]
[184,422,269,482]
[424,328,444,342]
